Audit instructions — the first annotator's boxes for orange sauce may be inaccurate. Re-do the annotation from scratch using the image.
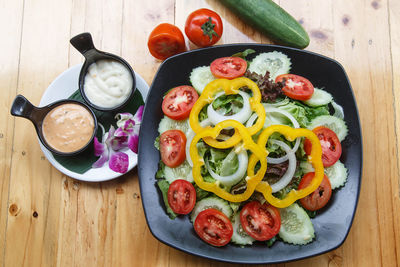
[42,103,95,153]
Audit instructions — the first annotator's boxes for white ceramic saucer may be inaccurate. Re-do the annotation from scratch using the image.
[39,64,149,182]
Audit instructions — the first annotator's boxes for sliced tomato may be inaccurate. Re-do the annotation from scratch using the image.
[210,57,247,79]
[185,8,223,47]
[275,74,314,100]
[162,85,199,120]
[160,130,186,168]
[304,126,342,167]
[148,23,186,60]
[299,172,332,211]
[167,179,196,214]
[240,201,281,241]
[194,208,233,246]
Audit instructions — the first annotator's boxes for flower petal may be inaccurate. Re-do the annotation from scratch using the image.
[110,136,128,151]
[93,137,105,156]
[92,137,109,168]
[115,112,133,128]
[114,127,129,137]
[128,134,139,153]
[109,151,129,173]
[92,152,109,168]
[133,105,144,123]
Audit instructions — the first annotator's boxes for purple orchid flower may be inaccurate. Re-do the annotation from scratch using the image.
[92,105,144,173]
[92,137,109,168]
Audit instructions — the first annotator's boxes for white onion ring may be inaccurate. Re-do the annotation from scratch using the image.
[205,146,248,187]
[185,119,211,167]
[331,101,345,119]
[245,113,258,128]
[269,140,297,193]
[207,91,252,125]
[264,107,301,164]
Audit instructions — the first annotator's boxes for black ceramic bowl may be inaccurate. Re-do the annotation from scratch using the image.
[10,95,98,156]
[138,44,362,264]
[70,32,136,112]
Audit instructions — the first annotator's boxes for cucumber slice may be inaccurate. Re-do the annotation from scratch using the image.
[303,88,333,107]
[158,116,190,135]
[164,161,193,183]
[248,51,291,80]
[190,66,216,93]
[325,161,348,189]
[231,212,255,245]
[279,203,315,245]
[190,197,232,222]
[308,115,348,141]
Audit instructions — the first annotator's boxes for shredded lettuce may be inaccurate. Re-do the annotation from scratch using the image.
[194,184,211,201]
[156,180,177,219]
[265,101,330,128]
[212,94,244,116]
[154,136,160,150]
[199,105,208,122]
[232,49,256,59]
[207,147,239,176]
[155,161,165,179]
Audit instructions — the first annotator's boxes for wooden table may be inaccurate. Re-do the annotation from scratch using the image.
[1,0,399,266]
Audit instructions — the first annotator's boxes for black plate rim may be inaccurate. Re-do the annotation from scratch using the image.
[138,43,363,264]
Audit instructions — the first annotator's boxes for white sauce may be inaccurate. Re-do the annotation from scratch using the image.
[84,59,133,108]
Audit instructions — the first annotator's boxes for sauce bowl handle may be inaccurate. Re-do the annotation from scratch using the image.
[70,32,96,56]
[10,94,38,120]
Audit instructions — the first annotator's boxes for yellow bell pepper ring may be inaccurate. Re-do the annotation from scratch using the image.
[189,77,266,149]
[247,125,324,208]
[190,120,268,202]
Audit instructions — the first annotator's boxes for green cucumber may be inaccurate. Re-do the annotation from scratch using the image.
[279,203,315,245]
[219,0,310,49]
[190,66,216,93]
[248,51,291,79]
[303,88,333,107]
[308,115,348,141]
[164,161,193,183]
[158,116,190,135]
[190,197,232,222]
[325,161,348,189]
[231,212,255,245]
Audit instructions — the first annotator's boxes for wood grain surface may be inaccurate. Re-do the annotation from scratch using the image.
[1,0,399,266]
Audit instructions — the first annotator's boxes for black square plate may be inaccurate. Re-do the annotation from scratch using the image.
[138,44,362,264]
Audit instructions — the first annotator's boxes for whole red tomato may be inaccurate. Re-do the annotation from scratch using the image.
[185,8,223,47]
[148,23,186,60]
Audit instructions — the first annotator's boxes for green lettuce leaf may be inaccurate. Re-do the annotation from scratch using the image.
[194,184,211,201]
[155,161,165,179]
[212,94,243,116]
[265,101,329,128]
[156,179,177,219]
[207,147,238,176]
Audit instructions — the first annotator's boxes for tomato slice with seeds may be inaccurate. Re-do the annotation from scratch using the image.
[299,172,332,211]
[162,85,199,120]
[194,208,233,246]
[240,201,281,241]
[167,179,196,214]
[210,57,247,79]
[275,74,314,100]
[304,126,342,167]
[160,130,186,168]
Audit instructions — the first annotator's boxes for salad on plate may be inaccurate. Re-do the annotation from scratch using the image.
[154,49,348,247]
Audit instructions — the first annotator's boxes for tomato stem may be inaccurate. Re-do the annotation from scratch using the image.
[201,17,219,41]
